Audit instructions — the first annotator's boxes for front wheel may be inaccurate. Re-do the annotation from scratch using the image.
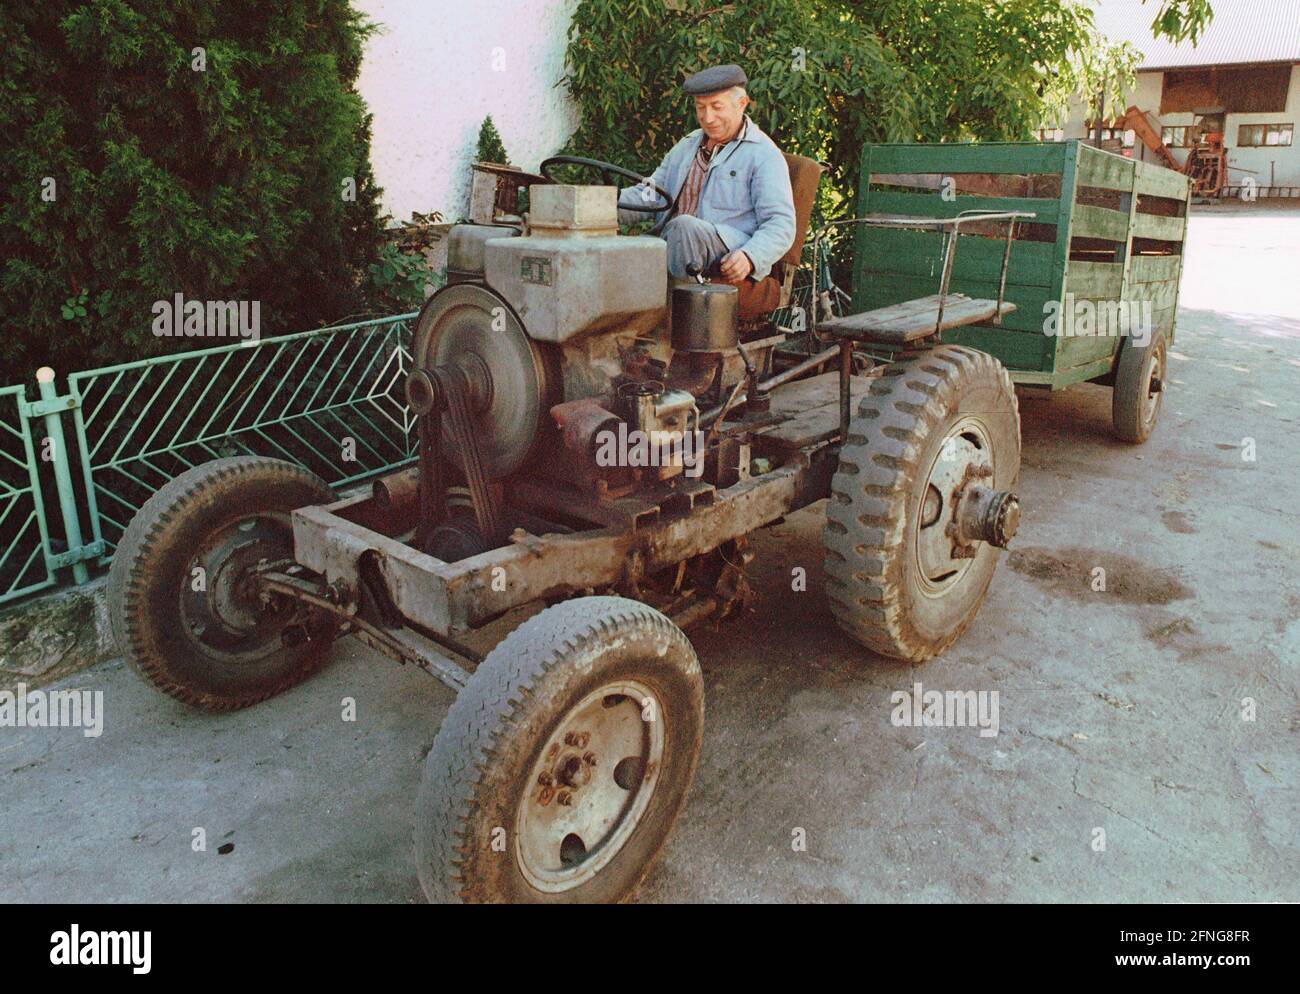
[414,596,704,903]
[823,346,1021,662]
[107,456,338,711]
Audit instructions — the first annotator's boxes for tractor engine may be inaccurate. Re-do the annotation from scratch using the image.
[404,184,770,562]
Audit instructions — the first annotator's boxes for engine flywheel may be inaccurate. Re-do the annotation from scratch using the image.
[409,284,553,479]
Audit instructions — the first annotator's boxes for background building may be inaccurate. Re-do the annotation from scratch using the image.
[1055,0,1300,194]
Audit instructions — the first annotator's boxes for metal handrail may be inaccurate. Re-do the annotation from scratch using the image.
[810,209,1037,341]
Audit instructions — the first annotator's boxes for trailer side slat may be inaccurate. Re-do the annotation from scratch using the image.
[1066,260,1124,299]
[864,189,1061,226]
[864,141,1069,175]
[1052,299,1177,355]
[1054,352,1122,381]
[1134,160,1192,200]
[936,325,1052,370]
[1057,329,1120,365]
[1129,255,1182,283]
[1122,279,1179,307]
[858,226,1056,287]
[1076,145,1136,192]
[1070,204,1131,242]
[1132,212,1187,241]
[1056,301,1142,341]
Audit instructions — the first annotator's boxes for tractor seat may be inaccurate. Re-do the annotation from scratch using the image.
[735,152,823,322]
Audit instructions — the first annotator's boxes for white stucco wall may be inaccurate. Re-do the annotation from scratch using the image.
[355,0,581,223]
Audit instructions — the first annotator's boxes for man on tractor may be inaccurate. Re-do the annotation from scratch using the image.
[618,63,796,286]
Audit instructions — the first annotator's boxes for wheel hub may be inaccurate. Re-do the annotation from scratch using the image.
[515,681,663,893]
[1144,347,1165,425]
[914,418,1017,593]
[181,514,295,661]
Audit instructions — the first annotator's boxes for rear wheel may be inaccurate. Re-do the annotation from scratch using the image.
[1112,330,1167,443]
[823,346,1020,662]
[415,596,704,903]
[108,457,338,711]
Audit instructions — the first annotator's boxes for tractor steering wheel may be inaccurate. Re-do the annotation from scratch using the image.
[538,155,673,214]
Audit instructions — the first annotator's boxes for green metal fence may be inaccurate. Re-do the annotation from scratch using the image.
[0,385,57,602]
[0,313,418,606]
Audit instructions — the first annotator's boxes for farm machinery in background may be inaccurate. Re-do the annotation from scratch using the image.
[1120,105,1251,200]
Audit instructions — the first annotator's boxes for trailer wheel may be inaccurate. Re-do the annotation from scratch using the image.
[1112,331,1167,443]
[415,596,704,903]
[823,345,1020,662]
[108,457,338,711]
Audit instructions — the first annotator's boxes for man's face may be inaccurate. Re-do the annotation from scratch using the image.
[694,88,748,145]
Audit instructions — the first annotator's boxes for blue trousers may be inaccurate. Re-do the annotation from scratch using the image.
[662,215,728,278]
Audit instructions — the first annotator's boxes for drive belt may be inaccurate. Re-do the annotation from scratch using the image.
[415,365,502,552]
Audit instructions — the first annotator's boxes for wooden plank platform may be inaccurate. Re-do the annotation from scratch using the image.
[754,372,874,453]
[819,294,1017,344]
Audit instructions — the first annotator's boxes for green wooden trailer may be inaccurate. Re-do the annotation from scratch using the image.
[843,140,1192,442]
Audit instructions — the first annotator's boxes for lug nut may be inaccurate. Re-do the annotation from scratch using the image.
[583,751,597,766]
[537,772,554,787]
[557,791,573,806]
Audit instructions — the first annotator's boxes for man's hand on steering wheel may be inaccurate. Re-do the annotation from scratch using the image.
[538,156,673,214]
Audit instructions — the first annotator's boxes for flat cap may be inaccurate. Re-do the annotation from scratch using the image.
[683,63,747,96]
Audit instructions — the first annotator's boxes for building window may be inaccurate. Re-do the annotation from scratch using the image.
[1161,126,1190,147]
[1037,128,1064,142]
[1238,123,1293,147]
[1093,128,1135,146]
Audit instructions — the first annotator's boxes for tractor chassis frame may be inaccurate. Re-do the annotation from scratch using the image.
[265,443,840,691]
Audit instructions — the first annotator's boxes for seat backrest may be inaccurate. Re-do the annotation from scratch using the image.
[781,152,823,268]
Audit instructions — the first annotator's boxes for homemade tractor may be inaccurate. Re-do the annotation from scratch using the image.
[110,154,1027,903]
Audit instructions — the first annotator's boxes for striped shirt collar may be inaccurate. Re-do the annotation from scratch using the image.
[698,116,750,158]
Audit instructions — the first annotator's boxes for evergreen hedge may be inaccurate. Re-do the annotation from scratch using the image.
[0,0,395,384]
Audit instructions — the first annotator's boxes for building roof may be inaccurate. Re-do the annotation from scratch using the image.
[1091,0,1300,70]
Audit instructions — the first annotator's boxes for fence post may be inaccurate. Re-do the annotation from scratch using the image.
[35,366,89,585]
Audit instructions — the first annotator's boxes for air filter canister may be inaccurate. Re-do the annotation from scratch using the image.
[671,283,738,353]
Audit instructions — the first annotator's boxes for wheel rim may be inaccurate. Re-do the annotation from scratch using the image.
[914,417,995,595]
[1143,344,1164,429]
[179,512,297,663]
[515,680,664,893]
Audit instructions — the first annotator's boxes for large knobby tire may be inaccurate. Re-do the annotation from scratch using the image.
[823,345,1020,662]
[415,596,704,904]
[1112,330,1167,443]
[108,456,338,711]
